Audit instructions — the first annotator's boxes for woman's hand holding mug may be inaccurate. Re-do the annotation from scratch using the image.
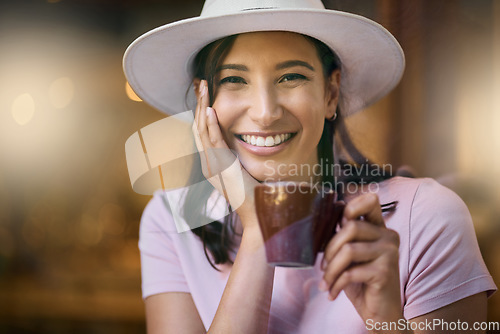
[320,193,404,325]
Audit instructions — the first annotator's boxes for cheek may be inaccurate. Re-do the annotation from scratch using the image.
[212,93,242,136]
[286,89,328,125]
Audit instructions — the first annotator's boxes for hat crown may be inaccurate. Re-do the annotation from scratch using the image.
[201,0,325,17]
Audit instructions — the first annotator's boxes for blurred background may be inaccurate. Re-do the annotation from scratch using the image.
[0,0,498,333]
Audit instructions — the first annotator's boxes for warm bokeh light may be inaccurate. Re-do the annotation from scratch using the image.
[125,81,142,102]
[99,203,126,236]
[78,214,102,246]
[49,77,74,109]
[11,93,35,125]
[456,1,500,204]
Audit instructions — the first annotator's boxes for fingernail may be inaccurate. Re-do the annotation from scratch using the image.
[320,258,327,270]
[318,279,328,292]
[206,107,213,117]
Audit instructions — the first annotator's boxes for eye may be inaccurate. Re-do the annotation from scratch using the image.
[219,76,247,85]
[279,73,308,83]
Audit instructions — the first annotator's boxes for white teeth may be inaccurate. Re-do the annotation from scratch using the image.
[265,136,274,147]
[240,133,292,147]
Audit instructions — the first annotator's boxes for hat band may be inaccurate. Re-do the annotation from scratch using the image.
[242,7,277,11]
[200,0,325,17]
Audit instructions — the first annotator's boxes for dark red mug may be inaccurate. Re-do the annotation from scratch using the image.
[255,182,345,267]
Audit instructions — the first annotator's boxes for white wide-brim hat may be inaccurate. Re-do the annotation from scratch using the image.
[123,0,405,115]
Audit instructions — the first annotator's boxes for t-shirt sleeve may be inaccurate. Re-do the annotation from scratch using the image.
[139,191,190,299]
[404,179,496,319]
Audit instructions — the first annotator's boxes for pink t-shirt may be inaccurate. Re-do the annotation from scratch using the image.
[139,177,496,332]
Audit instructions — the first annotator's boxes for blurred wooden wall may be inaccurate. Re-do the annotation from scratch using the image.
[350,0,500,323]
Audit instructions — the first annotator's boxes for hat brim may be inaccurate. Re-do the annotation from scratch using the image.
[123,8,405,115]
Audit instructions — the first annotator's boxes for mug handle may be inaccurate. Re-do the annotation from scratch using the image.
[312,193,345,255]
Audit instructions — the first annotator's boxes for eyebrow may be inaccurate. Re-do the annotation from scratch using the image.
[216,60,315,73]
[276,60,315,71]
[216,64,248,72]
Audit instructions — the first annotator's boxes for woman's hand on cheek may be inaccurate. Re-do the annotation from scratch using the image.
[319,193,403,325]
[192,80,260,229]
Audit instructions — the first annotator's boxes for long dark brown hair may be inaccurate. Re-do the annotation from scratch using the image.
[181,33,392,269]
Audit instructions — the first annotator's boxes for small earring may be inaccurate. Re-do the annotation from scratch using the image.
[328,112,337,121]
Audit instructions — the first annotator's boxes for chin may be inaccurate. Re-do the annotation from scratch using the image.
[239,160,274,183]
[246,169,273,183]
[242,159,294,183]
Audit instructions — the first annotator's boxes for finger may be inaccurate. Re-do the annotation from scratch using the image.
[206,107,228,149]
[194,80,207,127]
[196,81,210,142]
[192,80,214,176]
[192,121,203,152]
[326,261,377,300]
[323,220,382,266]
[194,81,201,126]
[192,82,204,151]
[192,122,211,177]
[192,82,205,155]
[320,241,382,292]
[327,248,399,301]
[343,193,384,226]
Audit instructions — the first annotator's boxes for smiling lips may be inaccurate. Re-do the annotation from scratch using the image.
[239,133,293,147]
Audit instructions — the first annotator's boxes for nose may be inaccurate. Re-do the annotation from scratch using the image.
[246,84,283,127]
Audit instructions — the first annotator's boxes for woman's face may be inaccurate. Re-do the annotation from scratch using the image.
[209,31,340,182]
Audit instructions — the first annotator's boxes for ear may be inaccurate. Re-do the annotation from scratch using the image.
[193,78,202,99]
[324,69,341,119]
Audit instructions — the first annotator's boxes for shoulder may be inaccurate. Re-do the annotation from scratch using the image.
[141,188,187,234]
[376,176,473,239]
[378,176,469,215]
[379,177,478,263]
[386,178,497,318]
[404,177,471,232]
[412,177,469,215]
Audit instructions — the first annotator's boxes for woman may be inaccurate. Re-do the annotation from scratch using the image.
[124,1,496,333]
